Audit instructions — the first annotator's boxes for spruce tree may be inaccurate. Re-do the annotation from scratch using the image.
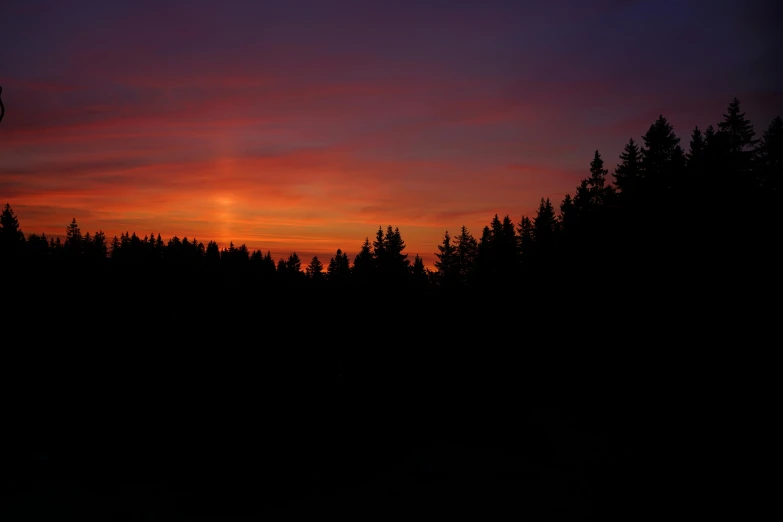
[306,256,324,281]
[411,254,429,289]
[455,225,478,285]
[613,138,642,195]
[353,237,373,280]
[475,225,494,284]
[718,97,756,154]
[687,126,705,168]
[383,226,409,275]
[372,226,386,267]
[286,252,302,274]
[641,115,681,181]
[65,218,81,247]
[434,230,457,286]
[587,150,615,208]
[327,248,350,284]
[205,241,221,265]
[517,216,534,255]
[0,203,25,257]
[532,198,558,248]
[64,218,82,258]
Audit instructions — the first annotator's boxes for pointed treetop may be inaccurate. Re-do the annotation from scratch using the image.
[718,97,756,152]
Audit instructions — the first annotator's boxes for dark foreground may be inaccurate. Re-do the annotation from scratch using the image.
[2,280,775,520]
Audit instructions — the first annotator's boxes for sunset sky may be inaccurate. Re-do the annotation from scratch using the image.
[1,0,781,266]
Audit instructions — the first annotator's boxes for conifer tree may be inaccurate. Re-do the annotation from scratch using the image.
[65,218,81,248]
[641,115,682,183]
[411,254,429,289]
[64,218,83,258]
[532,198,558,248]
[558,195,575,235]
[687,126,705,169]
[383,225,409,276]
[475,225,494,283]
[434,230,457,286]
[587,150,615,207]
[455,225,478,285]
[286,252,302,274]
[372,226,386,267]
[205,241,221,265]
[327,248,350,283]
[613,138,642,195]
[517,216,534,255]
[0,203,25,257]
[718,97,756,155]
[110,236,121,259]
[306,255,324,281]
[353,237,373,279]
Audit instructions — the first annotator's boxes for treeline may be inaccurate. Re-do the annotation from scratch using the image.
[1,97,780,292]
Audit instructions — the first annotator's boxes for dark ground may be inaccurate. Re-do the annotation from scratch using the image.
[2,279,773,520]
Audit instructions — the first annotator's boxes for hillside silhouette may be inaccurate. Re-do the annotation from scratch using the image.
[2,97,780,519]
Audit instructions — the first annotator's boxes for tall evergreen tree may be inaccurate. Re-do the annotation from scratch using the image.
[92,231,107,259]
[532,198,558,248]
[613,138,642,195]
[286,252,302,274]
[236,243,250,263]
[434,230,458,287]
[712,98,757,189]
[558,195,576,235]
[587,150,614,207]
[383,226,409,274]
[262,251,275,275]
[205,241,221,265]
[353,237,373,282]
[640,115,682,185]
[0,203,25,258]
[455,225,478,286]
[573,178,592,218]
[372,226,386,267]
[110,236,121,260]
[475,225,494,283]
[718,97,756,155]
[64,218,82,258]
[411,254,429,289]
[65,218,81,247]
[306,256,324,282]
[517,216,534,255]
[687,126,706,170]
[327,248,350,284]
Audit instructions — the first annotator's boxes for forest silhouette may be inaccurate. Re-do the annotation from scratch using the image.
[2,97,780,519]
[4,98,780,291]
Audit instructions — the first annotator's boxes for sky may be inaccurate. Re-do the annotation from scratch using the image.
[1,0,781,266]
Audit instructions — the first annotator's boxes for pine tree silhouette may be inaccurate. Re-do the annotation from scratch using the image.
[434,230,457,287]
[306,255,324,282]
[613,138,642,196]
[0,203,25,259]
[455,226,478,286]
